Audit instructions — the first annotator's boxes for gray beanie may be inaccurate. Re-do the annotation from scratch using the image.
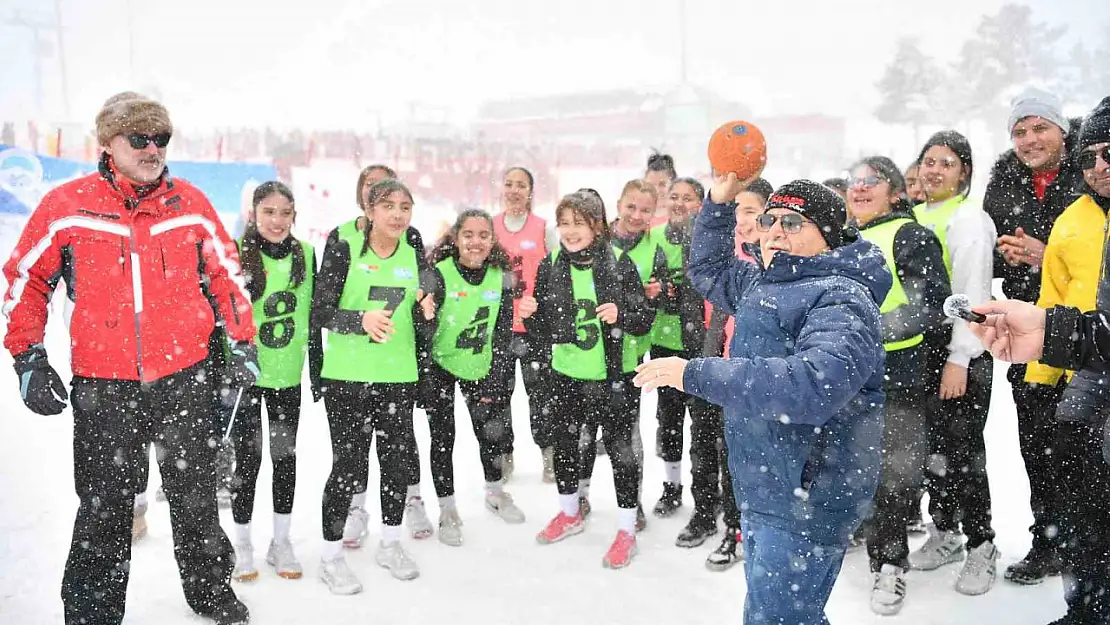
[1008,86,1068,134]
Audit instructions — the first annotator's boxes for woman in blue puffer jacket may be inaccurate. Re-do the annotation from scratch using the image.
[636,174,891,625]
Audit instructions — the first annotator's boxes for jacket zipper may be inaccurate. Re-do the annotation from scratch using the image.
[128,223,145,381]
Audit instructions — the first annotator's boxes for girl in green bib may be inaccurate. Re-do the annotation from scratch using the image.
[312,178,436,593]
[228,181,322,584]
[415,209,526,547]
[522,190,656,569]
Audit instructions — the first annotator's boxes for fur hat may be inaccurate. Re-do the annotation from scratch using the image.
[95,92,173,146]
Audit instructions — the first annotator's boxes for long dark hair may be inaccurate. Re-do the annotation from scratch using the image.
[356,164,398,211]
[429,209,511,270]
[669,177,706,202]
[240,181,305,302]
[645,150,677,180]
[917,130,974,200]
[360,178,415,257]
[504,166,535,212]
[850,155,913,214]
[557,190,611,244]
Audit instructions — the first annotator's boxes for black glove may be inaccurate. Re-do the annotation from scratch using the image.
[13,344,68,415]
[227,342,260,387]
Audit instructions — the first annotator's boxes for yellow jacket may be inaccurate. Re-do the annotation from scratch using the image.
[1025,194,1107,385]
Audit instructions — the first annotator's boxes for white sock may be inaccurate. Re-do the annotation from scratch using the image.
[559,493,580,517]
[485,481,503,496]
[664,461,682,486]
[407,484,422,500]
[578,479,591,498]
[351,491,368,509]
[439,495,456,511]
[134,492,147,508]
[321,540,343,561]
[273,513,292,540]
[618,507,637,533]
[381,524,402,545]
[234,522,251,546]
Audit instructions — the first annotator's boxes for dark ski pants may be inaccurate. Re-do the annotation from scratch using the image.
[230,384,302,525]
[134,385,234,495]
[1008,364,1066,551]
[551,373,640,509]
[867,388,928,571]
[741,519,848,625]
[501,332,551,452]
[63,363,236,625]
[1056,420,1110,624]
[321,380,416,540]
[924,350,996,547]
[421,363,506,497]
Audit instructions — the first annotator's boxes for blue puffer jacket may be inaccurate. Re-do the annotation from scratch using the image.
[682,198,891,545]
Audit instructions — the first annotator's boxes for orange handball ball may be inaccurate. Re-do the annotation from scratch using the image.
[707,121,767,180]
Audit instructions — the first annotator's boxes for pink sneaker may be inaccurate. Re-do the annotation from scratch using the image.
[602,530,638,569]
[536,512,585,544]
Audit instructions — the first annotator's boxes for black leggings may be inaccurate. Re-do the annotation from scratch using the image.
[1056,420,1110,623]
[654,346,692,464]
[502,332,551,452]
[552,373,639,509]
[230,385,301,525]
[421,363,506,498]
[923,347,995,547]
[867,388,929,571]
[688,397,741,528]
[321,380,417,540]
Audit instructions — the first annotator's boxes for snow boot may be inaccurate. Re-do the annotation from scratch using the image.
[652,482,683,518]
[706,528,743,571]
[675,511,717,548]
[1005,546,1062,585]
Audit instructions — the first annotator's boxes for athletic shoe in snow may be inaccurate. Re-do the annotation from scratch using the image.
[706,528,743,571]
[955,541,1000,596]
[375,542,420,580]
[908,524,965,571]
[342,506,370,549]
[438,508,463,547]
[485,491,526,524]
[541,447,556,484]
[154,486,167,503]
[635,502,647,532]
[405,497,434,540]
[1004,546,1062,585]
[232,542,258,582]
[197,597,250,625]
[653,482,683,518]
[217,486,233,510]
[906,516,927,536]
[602,530,637,569]
[870,564,907,616]
[579,496,592,520]
[319,555,362,595]
[536,512,585,544]
[132,502,148,542]
[675,512,717,548]
[501,453,515,483]
[266,539,303,579]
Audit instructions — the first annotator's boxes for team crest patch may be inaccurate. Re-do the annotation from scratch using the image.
[450,291,469,299]
[481,290,500,302]
[358,264,380,272]
[393,267,415,280]
[520,240,537,250]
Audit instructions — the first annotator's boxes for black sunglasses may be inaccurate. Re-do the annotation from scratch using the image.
[756,212,810,234]
[1077,146,1110,171]
[126,133,171,149]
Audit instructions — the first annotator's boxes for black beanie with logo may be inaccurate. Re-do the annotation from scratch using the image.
[765,180,847,249]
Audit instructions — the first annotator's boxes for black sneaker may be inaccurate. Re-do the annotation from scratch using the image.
[198,597,250,625]
[1005,546,1063,585]
[706,528,742,571]
[675,512,718,548]
[653,483,683,518]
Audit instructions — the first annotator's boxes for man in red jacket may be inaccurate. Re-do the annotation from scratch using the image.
[2,92,258,625]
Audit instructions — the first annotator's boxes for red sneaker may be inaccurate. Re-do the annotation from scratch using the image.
[602,530,638,569]
[536,512,585,544]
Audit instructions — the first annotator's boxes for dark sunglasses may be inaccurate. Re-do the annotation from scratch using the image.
[848,174,886,189]
[1077,146,1110,171]
[756,212,810,234]
[126,133,171,149]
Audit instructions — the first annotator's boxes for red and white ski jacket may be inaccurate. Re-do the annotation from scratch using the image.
[2,159,256,382]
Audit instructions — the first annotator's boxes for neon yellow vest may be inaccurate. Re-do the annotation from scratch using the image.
[913,197,965,278]
[613,234,656,373]
[249,240,315,388]
[431,259,503,381]
[649,223,685,351]
[550,251,607,381]
[858,218,923,352]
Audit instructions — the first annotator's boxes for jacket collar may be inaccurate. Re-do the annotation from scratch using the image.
[97,151,174,214]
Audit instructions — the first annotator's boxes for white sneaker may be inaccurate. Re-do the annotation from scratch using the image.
[342,506,370,549]
[232,542,258,582]
[908,524,965,571]
[870,564,907,616]
[541,447,555,484]
[501,453,515,483]
[485,491,526,524]
[132,503,148,542]
[405,497,434,540]
[266,539,303,579]
[319,555,362,595]
[955,541,1000,596]
[438,508,463,547]
[375,541,420,580]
